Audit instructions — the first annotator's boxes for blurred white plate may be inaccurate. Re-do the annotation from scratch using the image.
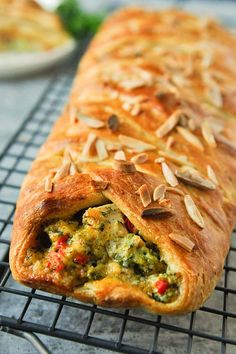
[0,39,76,79]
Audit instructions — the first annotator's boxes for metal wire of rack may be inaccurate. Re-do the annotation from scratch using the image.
[1,25,236,354]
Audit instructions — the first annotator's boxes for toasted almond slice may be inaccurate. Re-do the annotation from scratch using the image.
[114,150,126,161]
[161,162,178,187]
[91,179,109,190]
[122,102,132,111]
[114,160,136,173]
[154,157,165,164]
[215,134,236,155]
[96,139,109,160]
[177,127,204,151]
[158,150,190,166]
[131,153,148,164]
[137,184,152,207]
[166,136,174,149]
[106,143,122,152]
[119,134,156,152]
[166,186,185,196]
[184,195,204,228]
[141,207,173,218]
[206,85,223,108]
[120,94,148,104]
[207,165,218,186]
[153,184,166,201]
[54,161,71,181]
[131,103,141,116]
[175,167,215,190]
[82,133,97,157]
[155,109,182,138]
[70,162,78,176]
[168,233,195,252]
[45,175,54,193]
[78,114,105,128]
[107,114,120,132]
[201,120,216,148]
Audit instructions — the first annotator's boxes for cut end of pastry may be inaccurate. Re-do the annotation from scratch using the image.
[22,203,182,307]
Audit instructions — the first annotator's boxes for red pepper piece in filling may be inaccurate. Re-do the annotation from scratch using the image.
[74,253,88,266]
[55,235,69,249]
[124,217,137,234]
[155,279,169,295]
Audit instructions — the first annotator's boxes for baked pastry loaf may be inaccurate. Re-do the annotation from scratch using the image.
[10,7,236,314]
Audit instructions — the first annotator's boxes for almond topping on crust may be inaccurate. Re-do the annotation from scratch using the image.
[153,184,166,201]
[175,166,215,190]
[82,133,97,157]
[166,186,185,196]
[215,134,236,154]
[177,127,204,151]
[114,150,126,161]
[155,109,182,138]
[91,179,109,190]
[70,162,78,176]
[95,139,108,160]
[184,195,204,228]
[141,207,173,218]
[201,120,216,148]
[54,161,71,181]
[131,153,148,164]
[114,160,136,173]
[207,165,218,186]
[119,134,156,152]
[159,198,172,208]
[131,103,141,116]
[78,114,105,128]
[158,150,189,166]
[166,136,174,149]
[106,143,122,152]
[161,162,178,187]
[45,175,54,193]
[107,114,120,132]
[155,157,165,164]
[168,233,195,252]
[137,184,152,207]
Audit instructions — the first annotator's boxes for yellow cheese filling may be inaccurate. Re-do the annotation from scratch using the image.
[25,204,180,303]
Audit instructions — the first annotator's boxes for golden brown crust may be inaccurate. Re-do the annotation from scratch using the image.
[10,7,236,314]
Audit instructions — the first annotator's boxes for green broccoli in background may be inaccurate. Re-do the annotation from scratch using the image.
[57,0,104,38]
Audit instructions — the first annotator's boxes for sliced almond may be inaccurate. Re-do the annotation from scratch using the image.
[119,134,156,152]
[201,120,216,148]
[207,165,218,186]
[175,167,215,190]
[166,186,185,196]
[141,207,173,218]
[177,127,204,151]
[137,184,152,207]
[154,157,165,164]
[206,85,223,108]
[114,160,136,173]
[54,161,71,181]
[131,103,141,116]
[70,162,78,176]
[107,114,120,132]
[91,179,109,190]
[158,150,190,166]
[96,139,109,160]
[78,114,105,128]
[166,136,174,149]
[122,102,132,111]
[155,109,182,138]
[106,143,122,152]
[45,175,54,193]
[114,150,126,161]
[161,162,178,187]
[131,153,148,164]
[168,233,195,252]
[188,118,196,131]
[153,184,166,201]
[82,133,97,157]
[215,134,236,155]
[184,195,204,228]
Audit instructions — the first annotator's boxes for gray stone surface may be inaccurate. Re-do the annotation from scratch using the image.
[1,1,236,354]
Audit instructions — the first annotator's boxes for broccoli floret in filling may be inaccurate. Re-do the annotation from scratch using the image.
[25,203,179,303]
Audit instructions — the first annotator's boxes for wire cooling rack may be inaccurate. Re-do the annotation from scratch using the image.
[1,30,236,354]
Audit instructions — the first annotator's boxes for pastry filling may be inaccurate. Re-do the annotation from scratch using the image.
[25,204,180,303]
